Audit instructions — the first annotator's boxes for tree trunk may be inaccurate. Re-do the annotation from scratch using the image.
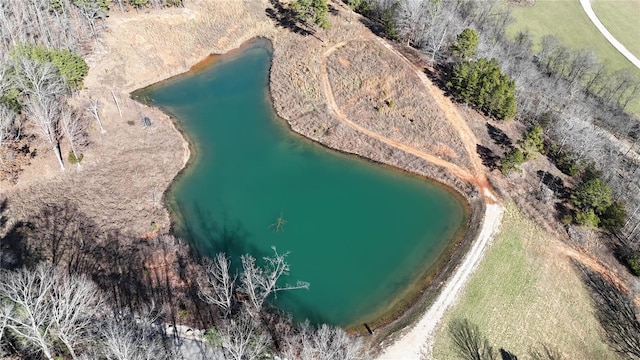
[53,144,65,171]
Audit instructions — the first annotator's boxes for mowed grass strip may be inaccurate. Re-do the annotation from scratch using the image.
[506,0,640,116]
[592,0,640,59]
[431,203,617,359]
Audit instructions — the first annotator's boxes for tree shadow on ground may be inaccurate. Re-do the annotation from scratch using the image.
[477,144,500,170]
[486,123,513,149]
[574,260,640,358]
[4,200,217,328]
[500,348,518,360]
[265,0,311,36]
[537,170,570,200]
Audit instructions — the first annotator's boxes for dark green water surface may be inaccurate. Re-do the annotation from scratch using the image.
[141,39,468,327]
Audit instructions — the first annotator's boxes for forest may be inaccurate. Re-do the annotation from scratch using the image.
[354,0,639,251]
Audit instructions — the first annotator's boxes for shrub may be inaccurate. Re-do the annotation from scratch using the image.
[572,178,612,213]
[68,151,83,164]
[600,201,627,231]
[575,209,600,227]
[520,125,544,158]
[500,148,525,174]
[626,253,640,276]
[11,44,88,89]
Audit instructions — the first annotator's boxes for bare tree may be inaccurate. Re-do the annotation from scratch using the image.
[529,343,565,360]
[50,272,103,359]
[0,265,104,359]
[0,265,58,359]
[60,105,88,164]
[14,59,67,170]
[198,252,236,317]
[101,311,174,360]
[85,96,105,133]
[239,246,309,318]
[0,105,16,148]
[217,311,269,360]
[72,0,108,42]
[577,263,640,359]
[566,49,597,88]
[281,321,368,360]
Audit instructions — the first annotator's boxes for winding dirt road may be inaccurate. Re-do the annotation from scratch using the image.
[320,38,493,198]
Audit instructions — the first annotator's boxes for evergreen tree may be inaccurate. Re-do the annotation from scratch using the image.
[452,28,479,61]
[11,45,88,89]
[572,178,612,213]
[500,147,525,174]
[448,58,517,120]
[520,125,544,158]
[291,0,331,30]
[600,201,627,230]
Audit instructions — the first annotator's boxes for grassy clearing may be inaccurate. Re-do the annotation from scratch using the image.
[506,0,640,115]
[431,202,617,359]
[326,40,472,169]
[592,0,640,59]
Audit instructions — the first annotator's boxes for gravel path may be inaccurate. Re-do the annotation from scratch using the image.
[377,203,504,359]
[580,0,640,70]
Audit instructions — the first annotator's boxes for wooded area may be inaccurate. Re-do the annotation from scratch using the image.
[357,0,640,254]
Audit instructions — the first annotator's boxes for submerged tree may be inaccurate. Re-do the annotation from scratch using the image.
[239,247,310,318]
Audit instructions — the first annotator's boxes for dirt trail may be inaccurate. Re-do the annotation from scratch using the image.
[320,38,494,200]
[320,42,476,186]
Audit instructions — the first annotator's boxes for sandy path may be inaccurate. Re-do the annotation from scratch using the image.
[580,0,640,70]
[372,38,489,188]
[378,203,504,359]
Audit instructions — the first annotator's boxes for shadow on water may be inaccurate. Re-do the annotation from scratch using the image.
[173,201,269,265]
[275,289,330,325]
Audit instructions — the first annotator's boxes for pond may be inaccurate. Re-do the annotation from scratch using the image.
[138,38,468,327]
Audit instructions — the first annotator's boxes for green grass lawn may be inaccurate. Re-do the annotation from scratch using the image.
[506,0,640,115]
[592,0,640,59]
[431,203,617,359]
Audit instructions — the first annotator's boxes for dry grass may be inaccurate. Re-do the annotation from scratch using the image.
[326,40,471,169]
[2,0,278,235]
[431,202,618,359]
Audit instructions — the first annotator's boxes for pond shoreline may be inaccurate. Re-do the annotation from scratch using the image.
[133,36,493,352]
[41,1,497,354]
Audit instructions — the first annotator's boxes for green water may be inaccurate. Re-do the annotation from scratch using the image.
[141,39,467,327]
